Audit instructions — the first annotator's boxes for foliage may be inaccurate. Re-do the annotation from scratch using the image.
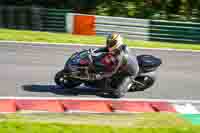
[96,0,200,22]
[1,0,200,21]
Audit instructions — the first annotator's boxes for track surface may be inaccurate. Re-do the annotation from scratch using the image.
[1,42,200,100]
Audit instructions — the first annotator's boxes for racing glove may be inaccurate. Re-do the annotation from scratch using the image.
[89,73,103,81]
[95,74,103,80]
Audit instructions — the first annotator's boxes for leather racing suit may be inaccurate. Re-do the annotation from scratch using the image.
[89,44,139,81]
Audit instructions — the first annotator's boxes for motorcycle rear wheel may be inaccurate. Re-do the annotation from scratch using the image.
[54,70,81,88]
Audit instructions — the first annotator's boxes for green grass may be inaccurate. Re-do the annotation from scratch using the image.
[0,121,200,133]
[0,113,193,127]
[0,28,200,50]
[0,113,199,133]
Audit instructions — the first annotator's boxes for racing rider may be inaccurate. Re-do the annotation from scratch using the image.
[89,32,139,82]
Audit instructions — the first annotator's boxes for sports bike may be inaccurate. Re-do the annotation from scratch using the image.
[54,47,162,98]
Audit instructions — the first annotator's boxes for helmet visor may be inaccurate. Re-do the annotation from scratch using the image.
[107,40,117,48]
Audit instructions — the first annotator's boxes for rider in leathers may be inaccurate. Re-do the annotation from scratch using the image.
[89,32,139,87]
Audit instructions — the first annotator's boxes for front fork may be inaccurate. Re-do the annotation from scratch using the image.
[129,77,145,91]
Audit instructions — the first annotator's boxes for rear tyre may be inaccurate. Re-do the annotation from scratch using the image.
[110,77,132,98]
[54,70,81,88]
[54,70,64,86]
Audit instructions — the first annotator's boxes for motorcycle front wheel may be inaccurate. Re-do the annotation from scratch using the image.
[110,76,132,98]
[54,70,81,88]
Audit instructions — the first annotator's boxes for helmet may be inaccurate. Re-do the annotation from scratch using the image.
[106,32,123,52]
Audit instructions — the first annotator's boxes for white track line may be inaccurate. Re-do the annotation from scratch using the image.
[1,40,200,53]
[1,97,200,103]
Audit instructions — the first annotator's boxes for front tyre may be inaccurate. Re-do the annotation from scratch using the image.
[134,71,156,91]
[110,77,132,98]
[54,70,81,88]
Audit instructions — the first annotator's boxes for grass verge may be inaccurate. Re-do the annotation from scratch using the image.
[0,28,200,50]
[0,113,191,127]
[0,113,199,133]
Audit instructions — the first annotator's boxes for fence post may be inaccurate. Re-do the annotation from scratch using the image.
[66,13,75,33]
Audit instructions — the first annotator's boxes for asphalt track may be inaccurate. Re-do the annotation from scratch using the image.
[1,42,200,100]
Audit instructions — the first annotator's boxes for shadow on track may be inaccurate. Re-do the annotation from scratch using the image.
[22,84,112,98]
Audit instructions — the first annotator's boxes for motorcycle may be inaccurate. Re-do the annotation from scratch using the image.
[54,46,162,98]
